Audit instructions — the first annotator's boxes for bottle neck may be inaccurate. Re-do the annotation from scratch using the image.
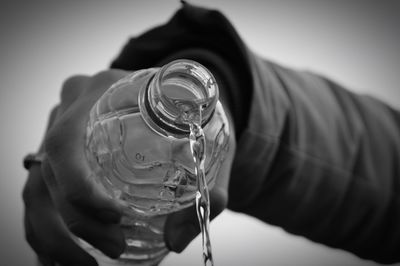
[139,59,219,136]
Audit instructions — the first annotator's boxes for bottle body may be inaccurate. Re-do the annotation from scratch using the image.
[85,60,229,265]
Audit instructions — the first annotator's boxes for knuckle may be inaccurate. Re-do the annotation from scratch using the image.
[92,70,116,85]
[60,75,87,103]
[93,69,126,81]
[92,70,127,87]
[93,70,113,79]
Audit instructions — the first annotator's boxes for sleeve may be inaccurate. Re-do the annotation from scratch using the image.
[110,2,400,264]
[228,53,400,264]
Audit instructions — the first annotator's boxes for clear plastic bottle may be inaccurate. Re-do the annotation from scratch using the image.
[84,59,230,266]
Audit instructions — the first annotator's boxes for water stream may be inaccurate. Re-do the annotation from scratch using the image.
[189,121,214,266]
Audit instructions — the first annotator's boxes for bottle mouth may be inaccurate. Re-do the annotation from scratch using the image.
[140,59,219,136]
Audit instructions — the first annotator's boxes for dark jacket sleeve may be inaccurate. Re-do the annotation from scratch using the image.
[229,53,400,264]
[110,2,400,264]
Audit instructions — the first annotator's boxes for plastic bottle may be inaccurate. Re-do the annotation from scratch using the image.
[84,59,230,266]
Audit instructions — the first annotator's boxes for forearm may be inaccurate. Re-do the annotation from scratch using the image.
[228,55,400,263]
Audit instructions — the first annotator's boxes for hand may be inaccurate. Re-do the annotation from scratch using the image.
[23,70,129,266]
[22,69,236,265]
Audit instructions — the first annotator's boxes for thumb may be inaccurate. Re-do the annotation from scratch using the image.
[164,187,227,253]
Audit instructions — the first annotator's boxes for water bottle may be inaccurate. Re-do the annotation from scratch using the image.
[84,59,230,266]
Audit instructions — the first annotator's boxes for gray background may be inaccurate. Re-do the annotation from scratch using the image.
[1,0,399,265]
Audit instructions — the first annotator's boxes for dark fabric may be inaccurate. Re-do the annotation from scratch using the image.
[111,2,400,264]
[233,56,400,264]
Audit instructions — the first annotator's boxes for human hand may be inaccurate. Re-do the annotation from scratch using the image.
[23,70,129,266]
[22,69,236,265]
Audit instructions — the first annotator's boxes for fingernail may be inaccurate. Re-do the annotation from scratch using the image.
[166,223,199,253]
[97,210,121,224]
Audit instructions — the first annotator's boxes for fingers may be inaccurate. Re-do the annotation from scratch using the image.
[60,75,88,104]
[24,95,97,265]
[43,70,129,221]
[41,160,126,258]
[23,165,98,266]
[58,75,89,115]
[38,75,88,153]
[23,70,131,265]
[164,186,228,253]
[38,70,130,260]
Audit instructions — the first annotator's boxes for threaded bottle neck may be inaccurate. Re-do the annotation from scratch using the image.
[139,59,219,136]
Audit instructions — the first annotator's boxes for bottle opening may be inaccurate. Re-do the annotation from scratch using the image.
[140,59,219,136]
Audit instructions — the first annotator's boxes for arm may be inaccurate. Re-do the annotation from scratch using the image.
[23,2,397,264]
[110,2,400,263]
[227,54,400,264]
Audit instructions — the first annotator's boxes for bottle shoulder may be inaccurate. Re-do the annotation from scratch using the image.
[90,69,156,119]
